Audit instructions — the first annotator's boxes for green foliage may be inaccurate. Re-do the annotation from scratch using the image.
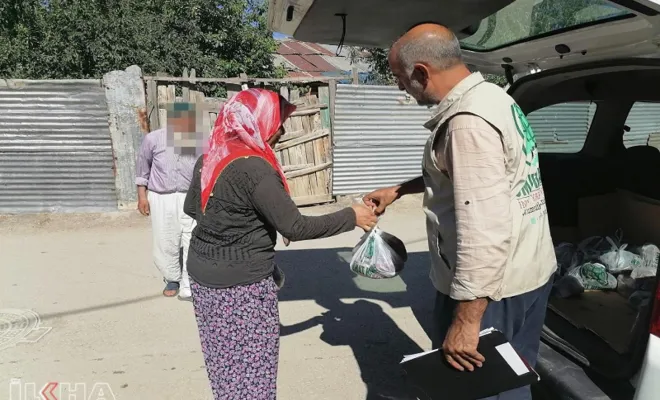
[350,47,395,85]
[0,0,282,79]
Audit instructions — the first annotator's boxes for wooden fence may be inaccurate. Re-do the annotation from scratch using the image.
[142,70,335,206]
[276,85,333,206]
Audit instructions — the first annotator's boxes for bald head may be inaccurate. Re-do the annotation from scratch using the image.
[387,23,468,106]
[390,23,463,74]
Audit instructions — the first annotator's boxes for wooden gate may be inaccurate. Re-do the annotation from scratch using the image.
[142,70,334,206]
[276,86,333,206]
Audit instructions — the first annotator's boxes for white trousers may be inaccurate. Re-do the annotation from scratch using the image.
[148,192,195,290]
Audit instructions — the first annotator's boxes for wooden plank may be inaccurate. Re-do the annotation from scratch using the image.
[285,162,332,179]
[290,89,300,102]
[182,68,190,102]
[143,76,335,84]
[146,79,159,131]
[290,107,325,117]
[287,94,304,198]
[323,135,332,195]
[168,85,176,104]
[282,163,314,173]
[157,84,167,128]
[290,115,312,196]
[313,136,328,194]
[328,80,337,133]
[305,139,318,194]
[292,194,333,207]
[298,140,314,197]
[318,86,331,130]
[314,86,330,194]
[275,129,330,151]
[279,129,306,142]
[292,102,328,110]
[281,148,290,168]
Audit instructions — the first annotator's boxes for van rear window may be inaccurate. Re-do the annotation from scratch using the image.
[460,0,633,51]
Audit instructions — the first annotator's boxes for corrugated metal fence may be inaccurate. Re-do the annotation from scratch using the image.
[332,85,660,196]
[333,85,431,195]
[625,102,660,148]
[527,102,595,154]
[0,80,117,213]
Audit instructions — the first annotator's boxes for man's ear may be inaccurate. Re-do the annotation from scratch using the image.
[412,63,430,86]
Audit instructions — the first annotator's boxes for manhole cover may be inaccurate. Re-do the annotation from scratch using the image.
[0,309,51,351]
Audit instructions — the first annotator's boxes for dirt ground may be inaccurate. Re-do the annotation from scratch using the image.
[1,196,438,400]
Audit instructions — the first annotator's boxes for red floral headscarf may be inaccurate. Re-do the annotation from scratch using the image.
[201,89,296,212]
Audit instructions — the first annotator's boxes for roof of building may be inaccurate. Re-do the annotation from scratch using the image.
[273,39,371,79]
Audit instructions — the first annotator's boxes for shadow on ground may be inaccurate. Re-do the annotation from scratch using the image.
[277,247,433,400]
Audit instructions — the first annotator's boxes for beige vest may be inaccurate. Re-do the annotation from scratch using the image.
[422,73,557,300]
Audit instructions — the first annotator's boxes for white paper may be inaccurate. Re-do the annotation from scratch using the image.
[400,328,497,364]
[495,343,530,376]
[400,348,439,364]
[479,327,496,337]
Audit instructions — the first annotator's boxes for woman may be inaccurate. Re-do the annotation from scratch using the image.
[183,89,377,400]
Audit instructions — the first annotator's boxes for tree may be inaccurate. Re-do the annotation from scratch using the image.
[0,0,283,79]
[349,47,395,85]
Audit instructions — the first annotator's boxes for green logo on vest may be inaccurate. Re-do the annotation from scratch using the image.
[511,104,538,167]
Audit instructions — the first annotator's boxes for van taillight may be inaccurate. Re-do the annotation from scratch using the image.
[651,284,660,337]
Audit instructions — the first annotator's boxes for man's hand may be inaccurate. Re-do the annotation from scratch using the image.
[138,196,150,216]
[363,186,399,215]
[137,186,150,216]
[442,319,485,371]
[442,298,488,371]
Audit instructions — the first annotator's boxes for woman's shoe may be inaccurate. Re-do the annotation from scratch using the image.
[163,281,180,297]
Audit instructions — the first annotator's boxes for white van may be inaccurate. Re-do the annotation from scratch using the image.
[268,1,660,399]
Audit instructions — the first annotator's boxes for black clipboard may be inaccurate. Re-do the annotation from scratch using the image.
[401,329,539,400]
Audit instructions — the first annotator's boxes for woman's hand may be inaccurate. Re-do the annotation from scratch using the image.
[352,204,378,231]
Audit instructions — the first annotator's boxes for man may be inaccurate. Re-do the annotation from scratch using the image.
[136,103,199,300]
[364,24,556,399]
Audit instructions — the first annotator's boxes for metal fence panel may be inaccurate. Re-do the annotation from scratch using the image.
[624,102,660,148]
[0,80,117,213]
[332,87,660,196]
[529,102,593,154]
[333,85,431,195]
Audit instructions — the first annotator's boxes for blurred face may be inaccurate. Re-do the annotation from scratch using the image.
[169,114,195,133]
[167,112,201,156]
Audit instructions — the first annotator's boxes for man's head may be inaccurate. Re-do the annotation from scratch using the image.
[166,102,201,155]
[389,23,469,106]
[167,102,196,133]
